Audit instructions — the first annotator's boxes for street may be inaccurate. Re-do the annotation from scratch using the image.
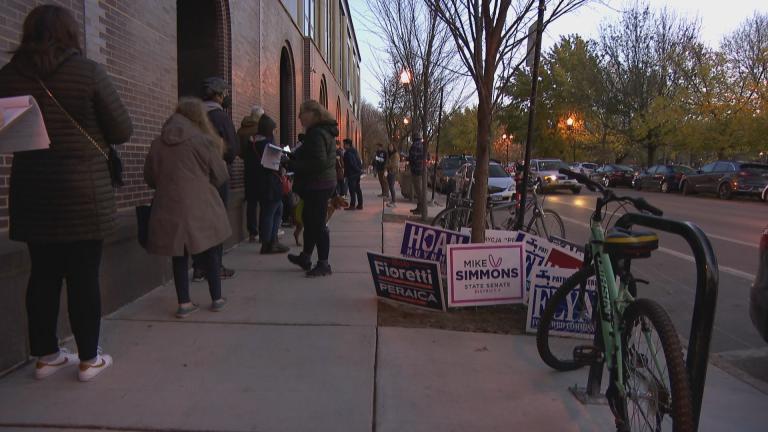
[536,187,768,388]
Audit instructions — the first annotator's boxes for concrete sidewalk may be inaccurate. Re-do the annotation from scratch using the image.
[0,177,766,431]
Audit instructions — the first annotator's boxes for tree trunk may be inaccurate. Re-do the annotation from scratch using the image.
[471,99,491,243]
[646,143,656,167]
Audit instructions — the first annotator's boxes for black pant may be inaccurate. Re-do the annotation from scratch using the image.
[173,247,221,304]
[336,178,347,197]
[347,175,363,208]
[27,241,103,361]
[246,199,259,237]
[387,172,397,203]
[302,188,333,261]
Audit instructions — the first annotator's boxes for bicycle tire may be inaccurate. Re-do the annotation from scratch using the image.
[618,298,694,432]
[431,206,472,231]
[527,208,566,240]
[536,266,597,371]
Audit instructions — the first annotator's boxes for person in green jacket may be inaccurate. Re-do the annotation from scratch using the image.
[286,100,338,277]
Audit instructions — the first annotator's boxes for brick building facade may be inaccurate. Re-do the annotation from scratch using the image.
[0,0,362,373]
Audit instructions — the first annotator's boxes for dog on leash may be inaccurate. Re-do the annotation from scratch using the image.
[293,195,349,246]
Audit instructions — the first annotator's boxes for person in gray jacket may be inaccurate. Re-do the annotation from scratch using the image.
[144,98,232,319]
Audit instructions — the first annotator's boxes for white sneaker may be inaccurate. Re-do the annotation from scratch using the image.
[78,353,113,382]
[35,348,79,379]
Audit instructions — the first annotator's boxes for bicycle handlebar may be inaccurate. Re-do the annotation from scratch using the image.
[558,168,663,217]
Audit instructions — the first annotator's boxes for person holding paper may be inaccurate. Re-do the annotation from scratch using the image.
[0,5,132,381]
[286,100,338,277]
[253,114,290,254]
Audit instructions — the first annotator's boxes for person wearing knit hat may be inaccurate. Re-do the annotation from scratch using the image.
[237,105,265,242]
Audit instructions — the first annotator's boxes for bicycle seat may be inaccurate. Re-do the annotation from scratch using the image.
[604,227,659,259]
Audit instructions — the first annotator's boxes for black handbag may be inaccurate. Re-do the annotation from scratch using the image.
[135,204,151,249]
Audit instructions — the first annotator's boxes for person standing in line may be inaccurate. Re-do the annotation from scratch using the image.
[408,132,426,215]
[286,100,338,277]
[385,143,400,208]
[343,138,363,210]
[144,98,231,319]
[251,114,290,254]
[237,105,265,243]
[335,142,347,197]
[0,5,133,381]
[192,77,237,282]
[373,143,388,198]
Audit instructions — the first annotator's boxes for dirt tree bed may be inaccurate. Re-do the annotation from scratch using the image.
[377,300,528,335]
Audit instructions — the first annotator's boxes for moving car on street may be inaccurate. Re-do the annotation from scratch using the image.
[590,164,635,188]
[454,161,516,202]
[681,160,768,200]
[633,164,694,193]
[569,162,598,175]
[530,159,581,194]
[750,226,768,343]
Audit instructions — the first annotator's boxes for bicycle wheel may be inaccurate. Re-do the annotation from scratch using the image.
[536,266,597,371]
[527,209,566,240]
[431,206,472,231]
[618,298,694,432]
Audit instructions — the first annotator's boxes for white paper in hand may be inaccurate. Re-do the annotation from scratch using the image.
[0,96,50,153]
[260,143,284,171]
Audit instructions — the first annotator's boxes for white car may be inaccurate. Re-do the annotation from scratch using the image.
[454,162,516,202]
[570,162,599,176]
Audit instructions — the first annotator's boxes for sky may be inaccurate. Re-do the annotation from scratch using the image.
[349,0,766,107]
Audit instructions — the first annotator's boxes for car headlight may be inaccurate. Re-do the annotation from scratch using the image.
[545,175,556,182]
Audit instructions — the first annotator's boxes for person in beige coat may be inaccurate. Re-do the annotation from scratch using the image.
[144,98,232,318]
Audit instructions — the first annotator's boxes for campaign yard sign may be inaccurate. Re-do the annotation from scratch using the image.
[367,252,445,311]
[525,266,597,339]
[446,243,526,307]
[401,221,470,271]
[460,228,519,244]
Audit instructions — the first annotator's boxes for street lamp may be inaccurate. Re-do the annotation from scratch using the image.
[403,117,410,125]
[566,116,575,162]
[400,69,412,85]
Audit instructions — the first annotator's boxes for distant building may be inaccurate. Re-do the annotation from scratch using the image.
[0,0,362,373]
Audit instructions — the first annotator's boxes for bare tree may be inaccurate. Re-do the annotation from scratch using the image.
[722,12,768,111]
[598,4,699,165]
[360,100,388,163]
[425,0,586,241]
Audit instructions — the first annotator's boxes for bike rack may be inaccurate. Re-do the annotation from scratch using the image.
[572,213,718,431]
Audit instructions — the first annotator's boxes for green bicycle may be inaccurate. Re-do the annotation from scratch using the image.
[535,169,694,432]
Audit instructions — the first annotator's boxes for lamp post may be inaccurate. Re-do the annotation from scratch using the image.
[566,116,575,162]
[400,68,427,221]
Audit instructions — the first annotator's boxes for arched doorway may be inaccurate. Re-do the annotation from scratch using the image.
[177,0,231,98]
[280,45,296,146]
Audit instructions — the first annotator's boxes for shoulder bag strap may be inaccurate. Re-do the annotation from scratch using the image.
[36,78,109,161]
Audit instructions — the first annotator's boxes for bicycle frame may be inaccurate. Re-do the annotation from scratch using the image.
[587,215,634,402]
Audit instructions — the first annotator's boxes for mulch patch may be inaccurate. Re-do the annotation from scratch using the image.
[377,300,528,335]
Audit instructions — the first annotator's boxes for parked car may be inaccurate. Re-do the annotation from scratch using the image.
[430,154,474,192]
[590,164,635,188]
[569,162,599,176]
[454,161,516,202]
[763,185,768,202]
[530,159,581,194]
[750,226,768,343]
[681,161,768,200]
[633,164,694,193]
